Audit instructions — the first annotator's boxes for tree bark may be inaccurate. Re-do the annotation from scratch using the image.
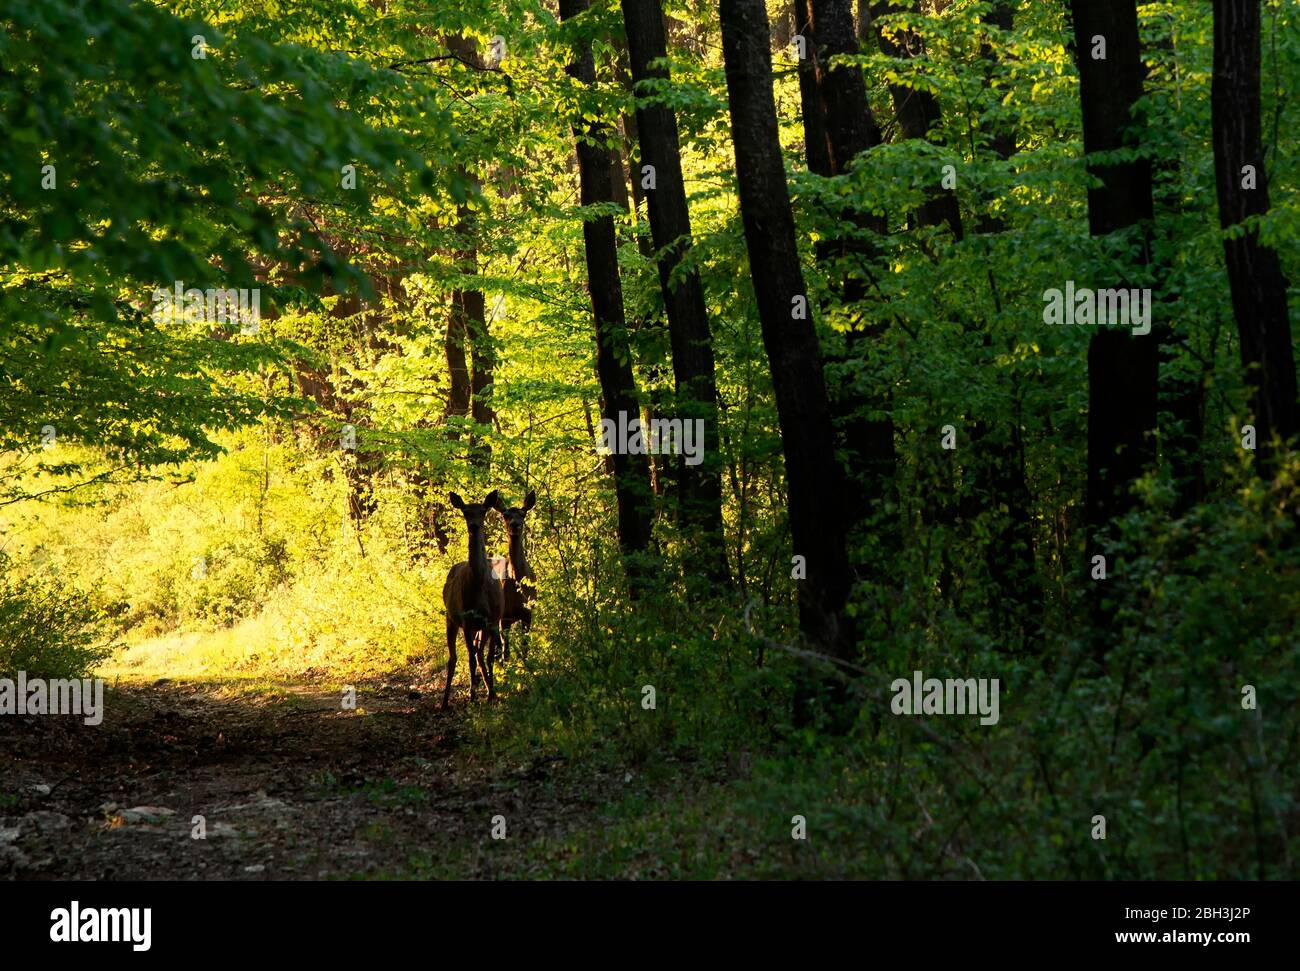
[439,41,496,470]
[561,0,656,579]
[1069,0,1159,556]
[870,1,963,239]
[720,0,857,662]
[1211,0,1297,470]
[793,1,833,177]
[791,0,898,548]
[448,194,494,469]
[444,275,472,432]
[804,0,882,173]
[621,0,729,584]
[466,284,494,468]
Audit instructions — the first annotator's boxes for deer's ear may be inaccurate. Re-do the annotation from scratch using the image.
[448,492,465,511]
[483,489,501,510]
[523,490,536,512]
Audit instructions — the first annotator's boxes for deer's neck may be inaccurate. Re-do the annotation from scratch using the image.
[467,532,489,588]
[507,531,532,580]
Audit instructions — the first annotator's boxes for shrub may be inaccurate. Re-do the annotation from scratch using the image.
[0,561,115,679]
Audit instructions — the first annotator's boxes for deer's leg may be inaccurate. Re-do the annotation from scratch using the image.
[483,629,497,701]
[442,620,458,710]
[465,627,480,701]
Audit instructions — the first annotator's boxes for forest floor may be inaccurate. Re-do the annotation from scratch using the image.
[0,665,700,880]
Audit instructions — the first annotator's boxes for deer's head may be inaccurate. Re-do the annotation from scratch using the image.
[494,489,536,538]
[449,490,500,545]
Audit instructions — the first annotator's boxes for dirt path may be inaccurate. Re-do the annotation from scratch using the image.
[0,670,610,880]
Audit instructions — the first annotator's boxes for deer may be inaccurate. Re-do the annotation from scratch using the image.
[492,490,536,663]
[441,491,504,709]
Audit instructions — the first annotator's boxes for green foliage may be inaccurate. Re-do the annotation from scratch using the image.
[2,0,1298,879]
[0,558,114,679]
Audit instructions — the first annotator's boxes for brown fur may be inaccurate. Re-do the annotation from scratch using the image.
[494,490,536,662]
[441,491,504,708]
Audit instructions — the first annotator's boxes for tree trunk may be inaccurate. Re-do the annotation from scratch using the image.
[459,202,494,470]
[1070,0,1159,557]
[447,192,494,469]
[977,0,1016,216]
[870,1,963,239]
[791,0,897,555]
[804,0,882,173]
[793,1,833,177]
[720,0,856,663]
[855,0,871,47]
[466,282,494,468]
[444,241,472,434]
[1211,0,1297,470]
[560,0,656,580]
[441,41,494,468]
[621,0,729,584]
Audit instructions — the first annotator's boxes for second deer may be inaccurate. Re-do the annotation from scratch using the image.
[495,490,536,662]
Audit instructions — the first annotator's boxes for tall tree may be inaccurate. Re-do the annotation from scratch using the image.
[461,207,496,471]
[444,205,474,435]
[790,0,898,548]
[719,0,857,663]
[442,35,496,470]
[1069,0,1159,561]
[446,224,495,471]
[977,1,1016,179]
[869,1,963,239]
[1211,0,1297,469]
[560,0,656,581]
[795,0,883,177]
[793,0,833,177]
[620,0,729,584]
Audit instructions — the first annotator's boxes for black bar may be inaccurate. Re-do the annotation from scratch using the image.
[0,880,1287,957]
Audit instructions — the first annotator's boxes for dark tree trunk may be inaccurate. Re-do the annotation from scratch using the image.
[1070,0,1159,557]
[855,0,871,47]
[448,190,494,469]
[621,0,729,584]
[561,0,656,578]
[444,248,472,434]
[440,42,493,467]
[977,0,1017,205]
[1211,0,1297,470]
[466,284,494,467]
[791,0,898,551]
[870,1,963,239]
[720,0,857,662]
[792,1,833,177]
[805,0,882,172]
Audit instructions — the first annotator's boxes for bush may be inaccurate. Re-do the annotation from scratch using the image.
[0,562,115,679]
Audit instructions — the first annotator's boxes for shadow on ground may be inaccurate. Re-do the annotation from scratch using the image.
[0,664,610,880]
